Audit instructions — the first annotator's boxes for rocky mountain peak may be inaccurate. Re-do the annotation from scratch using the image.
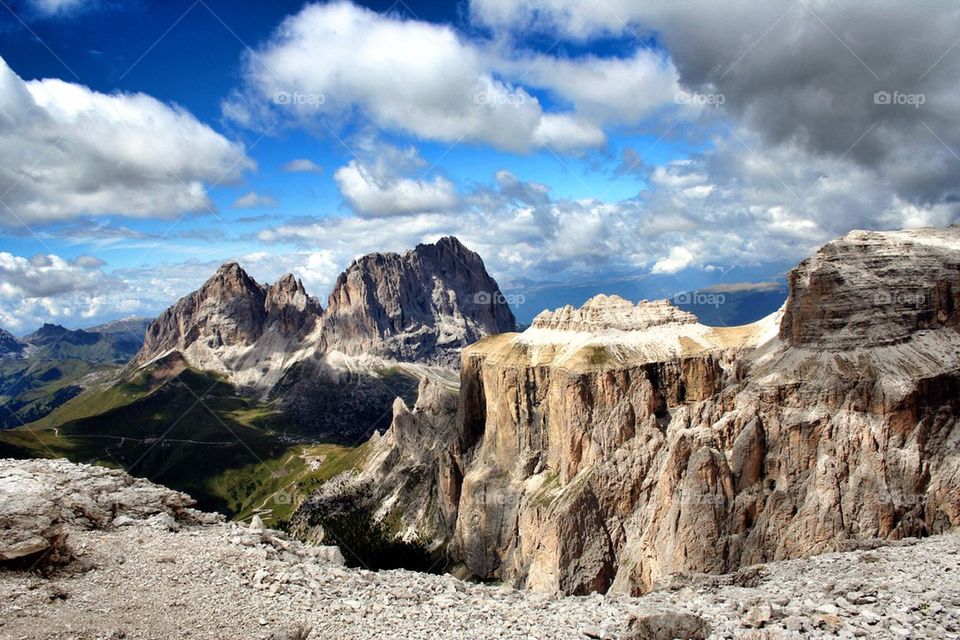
[531,295,699,333]
[265,274,322,337]
[134,263,313,369]
[25,323,100,347]
[321,236,516,365]
[780,227,960,348]
[203,262,265,301]
[0,327,25,358]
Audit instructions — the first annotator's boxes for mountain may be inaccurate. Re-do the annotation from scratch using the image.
[23,322,148,364]
[0,321,151,429]
[0,328,26,358]
[673,281,788,326]
[133,236,514,392]
[133,264,322,391]
[0,237,513,518]
[320,236,516,365]
[292,226,960,595]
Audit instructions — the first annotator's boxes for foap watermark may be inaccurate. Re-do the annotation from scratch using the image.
[873,291,928,306]
[272,491,294,506]
[474,291,526,306]
[675,91,725,108]
[873,90,925,108]
[673,290,726,308]
[274,91,326,108]
[474,91,527,107]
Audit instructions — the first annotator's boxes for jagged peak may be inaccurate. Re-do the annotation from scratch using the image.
[269,273,306,295]
[215,261,245,275]
[418,235,468,253]
[532,295,699,333]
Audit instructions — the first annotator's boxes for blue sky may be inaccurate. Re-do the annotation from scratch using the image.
[1,0,958,330]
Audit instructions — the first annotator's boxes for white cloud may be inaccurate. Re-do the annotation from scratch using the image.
[331,138,458,216]
[335,162,457,216]
[0,56,253,225]
[224,1,626,152]
[281,158,323,174]
[232,192,278,209]
[651,246,695,274]
[493,49,680,126]
[0,251,128,331]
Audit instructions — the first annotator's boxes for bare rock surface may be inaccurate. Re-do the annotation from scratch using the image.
[311,227,960,597]
[132,263,322,390]
[131,237,515,391]
[320,236,516,366]
[2,458,959,639]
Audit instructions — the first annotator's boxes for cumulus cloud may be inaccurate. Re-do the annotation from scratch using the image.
[0,252,109,299]
[0,56,253,226]
[492,49,680,126]
[471,0,960,210]
[652,246,695,274]
[222,1,665,152]
[332,139,458,216]
[280,158,323,174]
[232,192,278,209]
[335,163,457,216]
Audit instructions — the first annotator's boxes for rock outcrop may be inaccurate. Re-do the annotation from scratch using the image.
[445,228,960,594]
[291,377,460,548]
[132,237,515,390]
[310,227,960,597]
[0,328,25,358]
[132,263,322,390]
[320,236,516,366]
[0,458,214,564]
[780,228,960,348]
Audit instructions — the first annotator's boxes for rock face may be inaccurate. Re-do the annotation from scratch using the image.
[0,458,211,563]
[0,328,25,358]
[530,295,699,332]
[132,237,515,389]
[320,236,516,366]
[780,228,960,348]
[292,377,461,548]
[446,228,960,594]
[133,263,322,389]
[320,227,960,596]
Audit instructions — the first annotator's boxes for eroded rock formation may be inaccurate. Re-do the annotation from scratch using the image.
[312,227,960,596]
[320,236,516,366]
[132,237,515,390]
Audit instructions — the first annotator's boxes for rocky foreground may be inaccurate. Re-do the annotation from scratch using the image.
[1,459,958,639]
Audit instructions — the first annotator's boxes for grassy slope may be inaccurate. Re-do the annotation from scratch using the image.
[0,357,374,523]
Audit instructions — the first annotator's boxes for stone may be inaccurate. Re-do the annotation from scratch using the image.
[743,602,773,628]
[622,611,712,640]
[304,227,960,596]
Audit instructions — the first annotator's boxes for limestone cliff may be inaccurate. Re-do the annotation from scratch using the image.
[315,227,960,596]
[447,228,960,594]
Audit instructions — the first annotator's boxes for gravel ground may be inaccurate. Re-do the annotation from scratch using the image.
[1,516,957,640]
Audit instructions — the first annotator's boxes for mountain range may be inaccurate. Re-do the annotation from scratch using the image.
[2,228,958,600]
[291,227,960,594]
[0,237,515,512]
[0,319,151,429]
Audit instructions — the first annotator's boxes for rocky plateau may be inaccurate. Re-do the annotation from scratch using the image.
[1,458,958,639]
[294,227,960,598]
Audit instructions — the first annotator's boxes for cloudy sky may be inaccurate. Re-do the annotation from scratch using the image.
[0,0,958,331]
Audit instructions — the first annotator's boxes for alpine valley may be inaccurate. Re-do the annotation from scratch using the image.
[1,228,959,639]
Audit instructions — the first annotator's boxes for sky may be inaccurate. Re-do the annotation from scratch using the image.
[0,0,958,331]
